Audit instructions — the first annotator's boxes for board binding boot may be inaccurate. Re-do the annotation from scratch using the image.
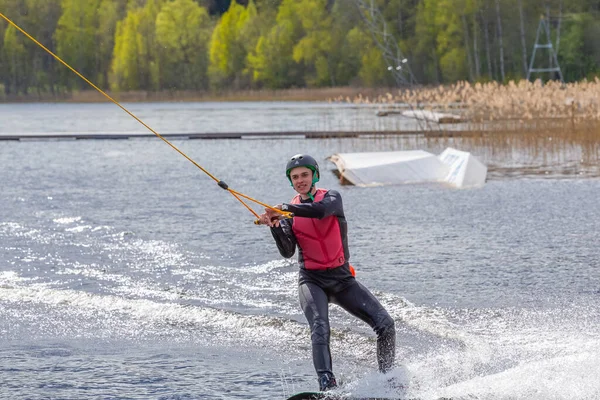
[318,372,338,392]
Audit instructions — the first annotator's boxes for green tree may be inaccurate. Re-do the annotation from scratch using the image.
[0,0,22,94]
[137,0,166,90]
[110,0,165,91]
[96,0,126,88]
[156,0,212,90]
[434,0,469,82]
[54,0,102,89]
[2,24,28,94]
[345,26,389,86]
[324,2,362,86]
[247,0,306,88]
[209,0,258,88]
[414,0,440,82]
[2,0,600,94]
[110,8,142,90]
[291,0,333,87]
[21,0,62,94]
[559,13,600,81]
[0,0,62,94]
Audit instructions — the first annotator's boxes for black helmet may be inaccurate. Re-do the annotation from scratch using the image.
[285,154,320,184]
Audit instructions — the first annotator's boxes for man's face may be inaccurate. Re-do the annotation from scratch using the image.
[289,166,314,195]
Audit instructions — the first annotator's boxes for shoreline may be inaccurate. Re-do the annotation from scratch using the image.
[0,87,399,104]
[0,130,428,141]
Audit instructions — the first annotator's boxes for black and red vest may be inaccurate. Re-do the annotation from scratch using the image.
[291,188,346,270]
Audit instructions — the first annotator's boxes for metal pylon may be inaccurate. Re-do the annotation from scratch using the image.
[352,0,417,87]
[352,0,442,133]
[527,16,564,82]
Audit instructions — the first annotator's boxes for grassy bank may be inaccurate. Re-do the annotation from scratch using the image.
[0,87,397,103]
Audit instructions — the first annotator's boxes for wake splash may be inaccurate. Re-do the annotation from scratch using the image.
[435,350,600,400]
[347,298,600,400]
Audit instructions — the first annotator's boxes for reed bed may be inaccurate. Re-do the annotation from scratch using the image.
[332,79,600,174]
[336,78,600,126]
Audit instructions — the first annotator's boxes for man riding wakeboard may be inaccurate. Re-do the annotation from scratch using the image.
[259,154,396,392]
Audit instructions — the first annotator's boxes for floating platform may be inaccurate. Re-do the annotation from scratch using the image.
[377,110,463,123]
[328,148,487,188]
[0,130,425,141]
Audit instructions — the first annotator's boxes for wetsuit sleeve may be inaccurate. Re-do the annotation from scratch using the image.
[281,190,344,219]
[270,218,296,258]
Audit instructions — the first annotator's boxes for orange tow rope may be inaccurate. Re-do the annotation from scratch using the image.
[0,12,290,224]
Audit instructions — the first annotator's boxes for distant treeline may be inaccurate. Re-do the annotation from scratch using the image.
[0,0,599,96]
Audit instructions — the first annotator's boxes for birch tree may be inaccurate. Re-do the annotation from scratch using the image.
[494,0,505,81]
[209,1,258,88]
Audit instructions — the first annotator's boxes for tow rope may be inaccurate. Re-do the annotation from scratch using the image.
[0,12,291,224]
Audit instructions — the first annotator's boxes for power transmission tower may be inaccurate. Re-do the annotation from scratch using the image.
[527,16,564,82]
[351,0,442,133]
[352,0,416,87]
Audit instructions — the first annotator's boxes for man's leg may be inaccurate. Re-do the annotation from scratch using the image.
[332,281,396,373]
[298,282,337,390]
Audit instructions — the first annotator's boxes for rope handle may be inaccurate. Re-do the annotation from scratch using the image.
[253,210,294,225]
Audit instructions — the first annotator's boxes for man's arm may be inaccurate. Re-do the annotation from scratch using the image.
[270,218,296,258]
[281,190,344,219]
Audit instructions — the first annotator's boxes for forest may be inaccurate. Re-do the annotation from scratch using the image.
[0,0,599,96]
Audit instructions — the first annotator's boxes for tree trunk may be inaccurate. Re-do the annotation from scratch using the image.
[397,3,403,37]
[473,10,481,79]
[518,0,528,76]
[555,0,563,54]
[494,0,505,82]
[328,53,336,87]
[461,14,474,81]
[10,53,17,95]
[546,4,552,68]
[433,50,441,84]
[481,7,493,80]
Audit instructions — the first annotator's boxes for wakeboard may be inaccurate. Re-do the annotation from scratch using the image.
[286,392,402,400]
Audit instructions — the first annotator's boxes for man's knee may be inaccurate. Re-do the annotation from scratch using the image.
[310,317,330,345]
[375,310,395,338]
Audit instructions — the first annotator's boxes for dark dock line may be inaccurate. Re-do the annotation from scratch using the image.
[0,130,431,141]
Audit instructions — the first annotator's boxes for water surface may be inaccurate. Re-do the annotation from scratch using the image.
[1,102,599,399]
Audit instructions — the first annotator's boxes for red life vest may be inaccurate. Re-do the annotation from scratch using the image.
[291,188,346,270]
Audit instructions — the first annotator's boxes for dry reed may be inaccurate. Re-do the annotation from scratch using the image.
[335,78,600,124]
[331,79,600,172]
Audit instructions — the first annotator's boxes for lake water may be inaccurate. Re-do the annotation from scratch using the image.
[1,102,599,400]
[0,102,418,136]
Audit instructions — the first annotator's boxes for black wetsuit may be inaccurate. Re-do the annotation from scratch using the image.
[270,189,396,379]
